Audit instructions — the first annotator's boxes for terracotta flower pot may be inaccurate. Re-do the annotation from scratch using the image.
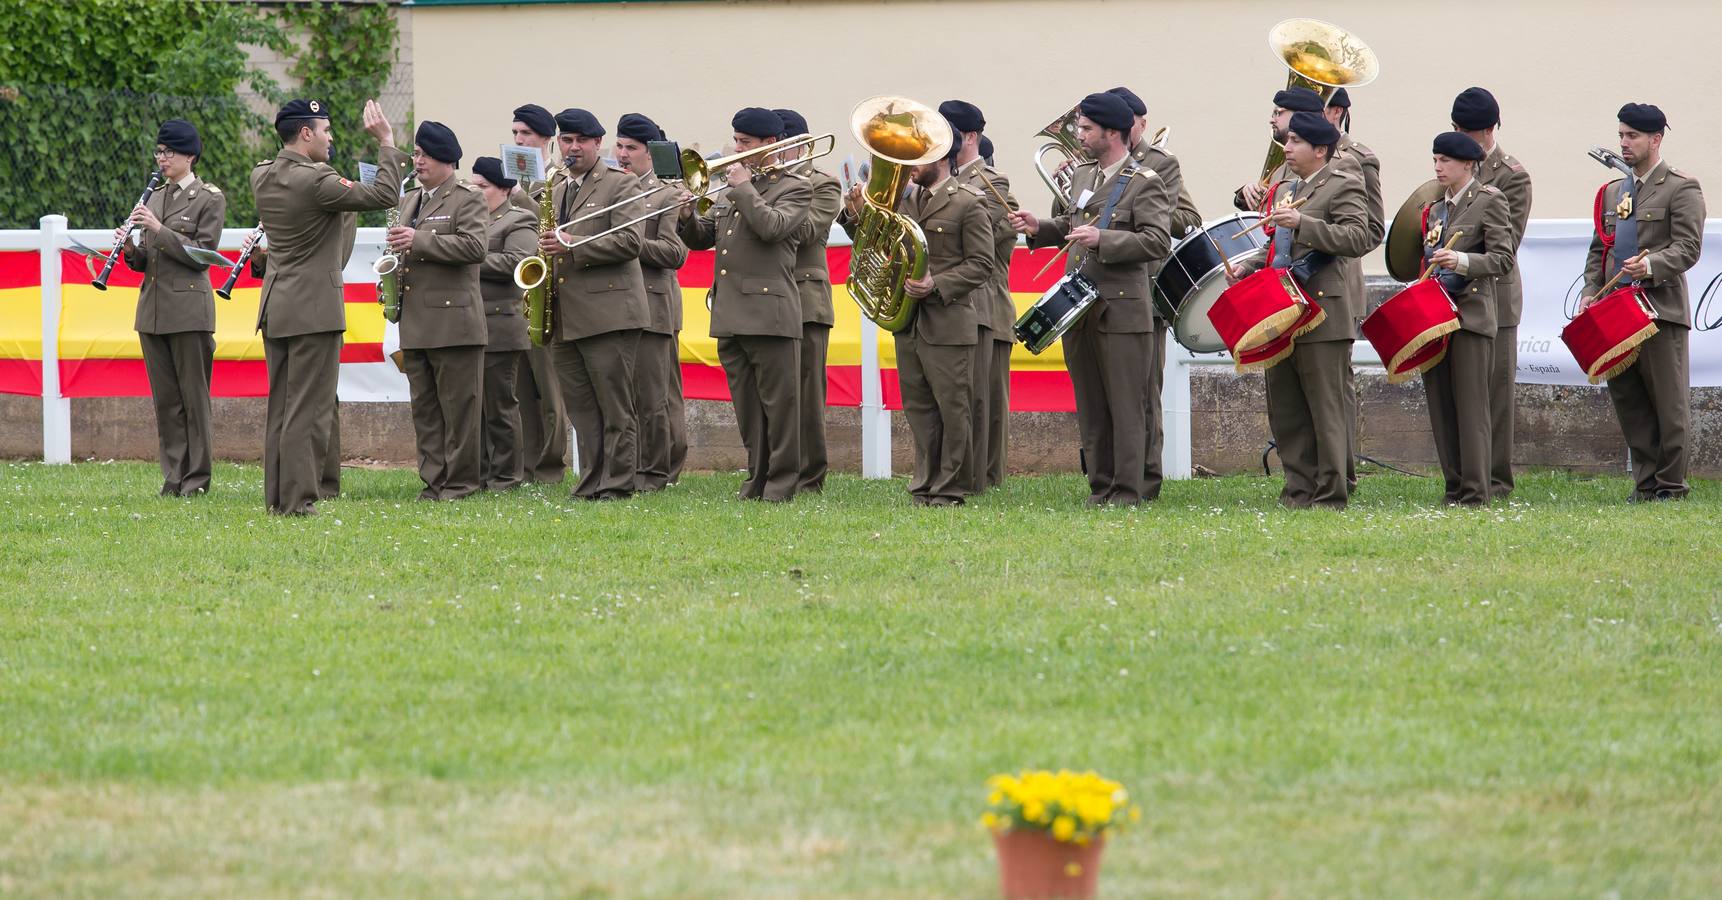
[992,828,1106,899]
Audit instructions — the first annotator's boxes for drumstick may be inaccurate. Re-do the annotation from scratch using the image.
[976,172,1015,213]
[1594,251,1650,297]
[1203,230,1238,281]
[1415,232,1465,283]
[1033,240,1076,280]
[1236,196,1308,238]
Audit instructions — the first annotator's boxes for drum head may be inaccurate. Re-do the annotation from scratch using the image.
[1173,248,1266,353]
[1385,179,1443,283]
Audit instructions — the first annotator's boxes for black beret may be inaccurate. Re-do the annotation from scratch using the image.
[1450,87,1499,130]
[1328,88,1352,109]
[274,98,330,126]
[979,135,994,164]
[1078,91,1133,134]
[773,108,808,138]
[1273,87,1325,112]
[616,112,663,145]
[731,107,783,140]
[414,121,461,165]
[555,108,604,137]
[942,118,964,165]
[157,119,201,157]
[937,100,985,134]
[512,103,556,138]
[1618,102,1668,133]
[471,156,516,189]
[1106,86,1147,117]
[1432,131,1485,162]
[1287,110,1340,146]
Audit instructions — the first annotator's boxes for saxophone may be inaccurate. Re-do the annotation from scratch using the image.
[513,166,563,346]
[373,174,416,323]
[846,96,953,332]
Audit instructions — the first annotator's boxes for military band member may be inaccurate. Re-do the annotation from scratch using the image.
[1229,112,1372,510]
[386,123,490,500]
[612,112,691,491]
[1009,92,1173,507]
[775,108,842,494]
[676,107,812,502]
[1109,85,1200,499]
[1421,133,1516,507]
[1323,89,1384,248]
[118,119,224,498]
[846,130,994,506]
[942,101,1013,494]
[1584,103,1706,502]
[470,156,538,492]
[1234,87,1324,219]
[1451,87,1532,500]
[250,98,406,516]
[538,108,651,501]
[509,102,569,484]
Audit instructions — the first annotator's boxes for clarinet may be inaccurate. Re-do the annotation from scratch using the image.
[92,169,165,292]
[217,223,264,300]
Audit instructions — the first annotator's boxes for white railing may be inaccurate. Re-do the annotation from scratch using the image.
[0,214,1387,479]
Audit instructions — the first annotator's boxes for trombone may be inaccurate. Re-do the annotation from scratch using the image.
[551,131,835,248]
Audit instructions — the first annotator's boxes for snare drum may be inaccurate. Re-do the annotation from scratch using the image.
[1361,278,1461,383]
[1013,273,1100,355]
[1207,266,1324,365]
[1153,213,1270,352]
[1562,285,1658,383]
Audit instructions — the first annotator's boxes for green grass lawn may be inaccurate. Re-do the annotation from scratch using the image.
[2,462,1719,898]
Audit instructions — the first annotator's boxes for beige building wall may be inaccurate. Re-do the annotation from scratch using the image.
[414,0,1719,272]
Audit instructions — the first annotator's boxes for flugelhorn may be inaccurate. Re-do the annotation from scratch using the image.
[1257,18,1378,185]
[847,95,952,332]
[92,169,164,291]
[372,173,416,323]
[1033,106,1084,207]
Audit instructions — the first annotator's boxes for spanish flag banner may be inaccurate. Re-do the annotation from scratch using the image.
[0,245,1081,411]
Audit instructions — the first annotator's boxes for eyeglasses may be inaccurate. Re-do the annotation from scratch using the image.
[153,148,177,159]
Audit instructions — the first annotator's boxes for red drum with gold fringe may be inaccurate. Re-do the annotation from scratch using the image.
[1561,285,1658,384]
[1207,267,1324,371]
[1361,278,1460,383]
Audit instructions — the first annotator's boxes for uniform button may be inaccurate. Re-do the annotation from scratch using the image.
[726,229,734,236]
[719,268,727,275]
[762,287,768,292]
[721,249,728,255]
[935,227,943,233]
[444,300,451,306]
[404,285,411,291]
[558,277,565,285]
[608,282,614,288]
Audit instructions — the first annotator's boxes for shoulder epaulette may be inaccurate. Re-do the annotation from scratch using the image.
[1481,184,1501,194]
[204,183,222,194]
[254,159,272,168]
[958,183,985,198]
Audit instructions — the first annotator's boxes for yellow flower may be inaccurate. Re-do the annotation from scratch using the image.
[1052,815,1076,842]
[1129,806,1142,824]
[980,812,1000,830]
[1022,799,1047,824]
[1064,862,1083,878]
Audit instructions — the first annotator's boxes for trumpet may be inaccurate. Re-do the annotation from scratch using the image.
[216,223,264,300]
[1032,106,1084,206]
[552,132,835,248]
[92,169,164,291]
[1257,18,1378,185]
[372,173,416,323]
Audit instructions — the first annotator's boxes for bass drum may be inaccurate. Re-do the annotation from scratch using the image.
[1152,213,1269,353]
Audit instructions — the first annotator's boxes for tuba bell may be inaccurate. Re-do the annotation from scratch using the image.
[846,95,953,332]
[1258,18,1378,185]
[1032,106,1084,207]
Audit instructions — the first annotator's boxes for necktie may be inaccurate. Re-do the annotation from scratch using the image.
[1613,176,1641,280]
[1271,180,1302,268]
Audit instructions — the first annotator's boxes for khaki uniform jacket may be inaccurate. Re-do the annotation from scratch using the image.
[956,157,1021,336]
[1423,182,1516,336]
[251,145,409,337]
[394,179,489,350]
[907,179,995,345]
[480,202,538,352]
[1028,160,1173,334]
[677,170,812,339]
[122,176,225,334]
[1336,135,1385,249]
[1585,160,1706,327]
[549,163,651,342]
[633,171,690,336]
[1474,144,1532,326]
[791,166,843,327]
[1131,141,1203,240]
[1235,164,1373,342]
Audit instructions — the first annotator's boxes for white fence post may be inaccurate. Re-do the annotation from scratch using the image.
[858,315,891,478]
[1162,335,1193,480]
[39,214,71,464]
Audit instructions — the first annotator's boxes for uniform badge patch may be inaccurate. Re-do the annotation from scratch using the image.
[1616,195,1633,219]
